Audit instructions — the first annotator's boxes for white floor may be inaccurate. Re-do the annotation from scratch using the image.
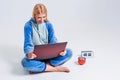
[0,41,120,80]
[0,0,120,80]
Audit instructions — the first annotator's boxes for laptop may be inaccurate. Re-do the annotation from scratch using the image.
[33,42,67,60]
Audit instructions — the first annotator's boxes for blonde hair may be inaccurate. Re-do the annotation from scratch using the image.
[32,3,49,22]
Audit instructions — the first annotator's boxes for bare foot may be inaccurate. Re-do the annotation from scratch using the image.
[54,66,70,73]
[45,63,70,73]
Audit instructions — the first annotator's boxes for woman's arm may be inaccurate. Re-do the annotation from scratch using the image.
[46,22,58,44]
[24,22,34,55]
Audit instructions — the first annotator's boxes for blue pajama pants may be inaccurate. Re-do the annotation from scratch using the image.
[21,48,72,72]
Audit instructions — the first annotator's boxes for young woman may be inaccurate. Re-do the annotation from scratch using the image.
[21,3,72,73]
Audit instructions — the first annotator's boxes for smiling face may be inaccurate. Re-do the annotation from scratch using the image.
[35,14,46,24]
[32,3,49,23]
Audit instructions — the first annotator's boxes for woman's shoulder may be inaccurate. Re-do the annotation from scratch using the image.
[24,18,35,28]
[45,21,52,25]
[45,21,53,28]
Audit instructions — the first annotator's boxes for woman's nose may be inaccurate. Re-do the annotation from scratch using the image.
[41,18,44,22]
[38,18,44,23]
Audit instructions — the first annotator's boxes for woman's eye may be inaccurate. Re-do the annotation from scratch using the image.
[43,16,46,18]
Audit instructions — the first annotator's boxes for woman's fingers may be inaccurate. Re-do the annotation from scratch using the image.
[28,52,37,59]
[59,50,66,56]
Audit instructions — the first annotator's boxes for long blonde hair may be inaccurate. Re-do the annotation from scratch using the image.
[32,3,49,22]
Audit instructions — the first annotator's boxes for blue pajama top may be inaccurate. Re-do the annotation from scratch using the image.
[24,18,57,55]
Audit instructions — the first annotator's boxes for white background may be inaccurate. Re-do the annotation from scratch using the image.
[0,0,120,80]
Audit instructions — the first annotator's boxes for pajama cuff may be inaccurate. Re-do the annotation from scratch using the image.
[42,63,47,72]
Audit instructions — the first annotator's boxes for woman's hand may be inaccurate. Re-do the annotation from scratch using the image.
[28,52,37,59]
[59,50,66,56]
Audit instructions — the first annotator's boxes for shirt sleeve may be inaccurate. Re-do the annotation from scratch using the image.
[46,22,58,43]
[24,22,34,55]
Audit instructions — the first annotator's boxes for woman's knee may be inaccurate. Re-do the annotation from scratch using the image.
[21,58,46,72]
[66,48,73,58]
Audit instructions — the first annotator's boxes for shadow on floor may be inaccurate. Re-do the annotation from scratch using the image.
[0,44,29,76]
